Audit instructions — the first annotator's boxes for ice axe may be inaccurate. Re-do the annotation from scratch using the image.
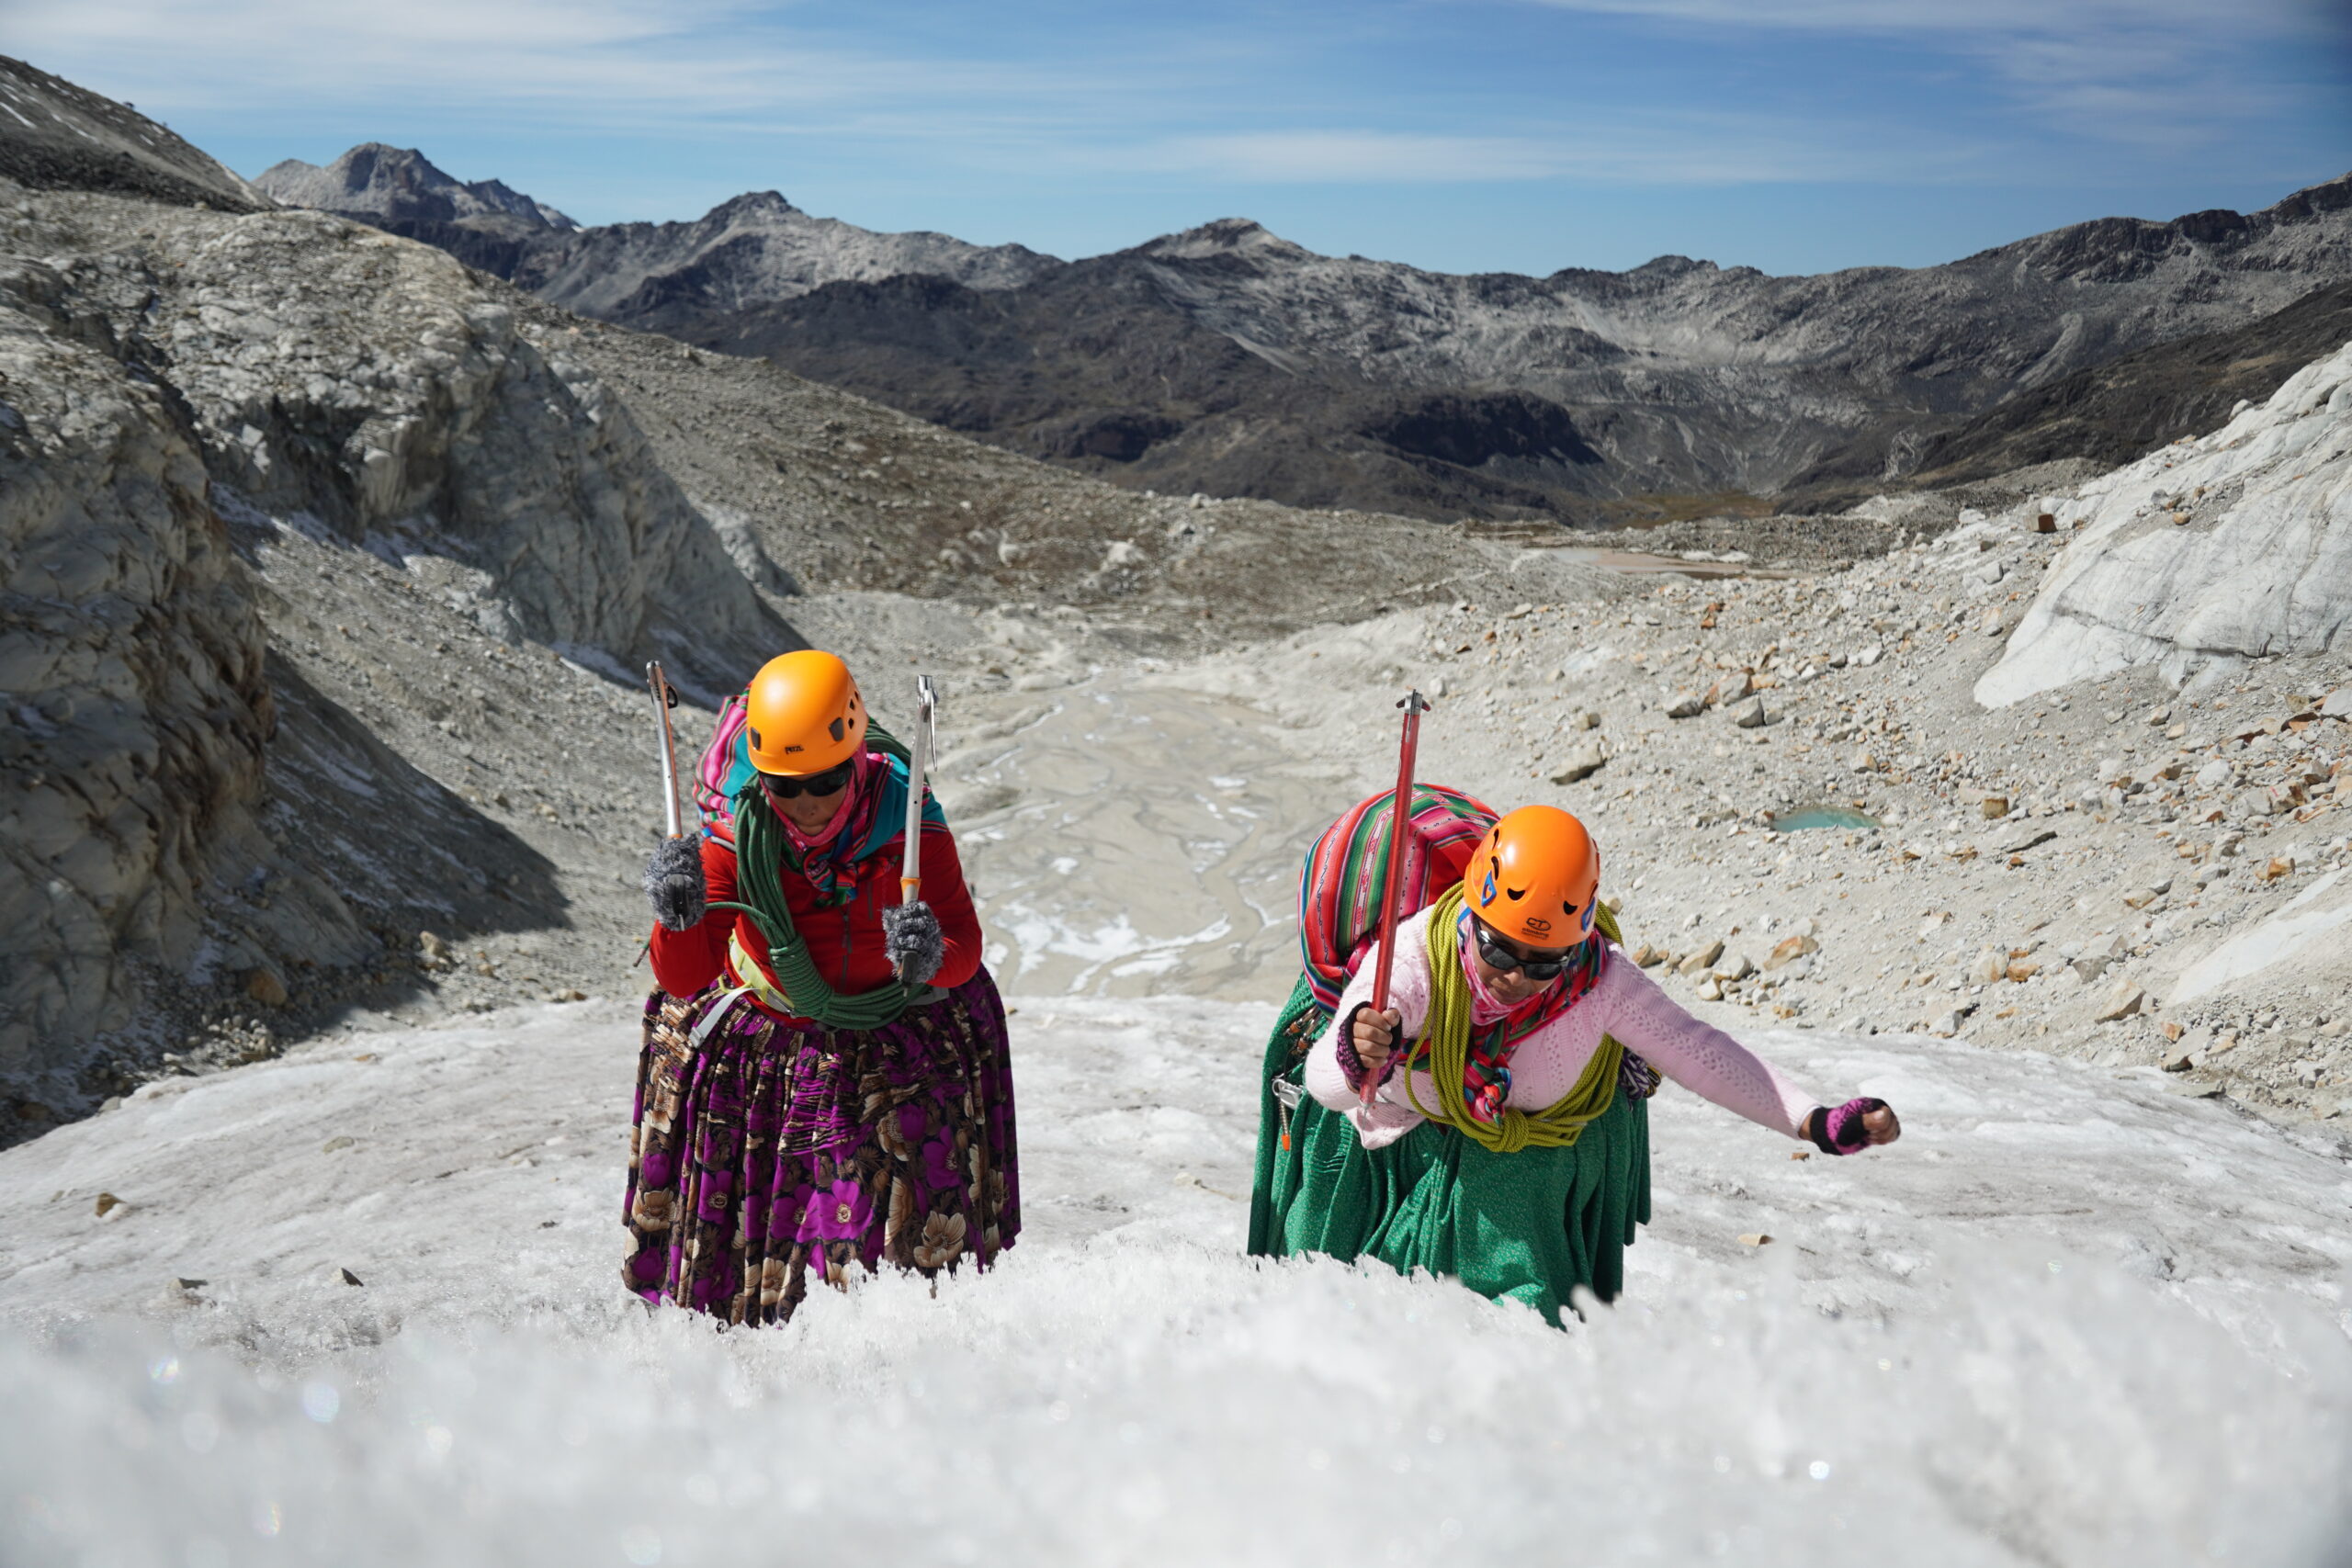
[635,660,687,970]
[1360,688,1429,1108]
[645,660,686,840]
[899,674,937,909]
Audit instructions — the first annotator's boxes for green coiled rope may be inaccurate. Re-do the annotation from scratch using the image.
[706,721,919,1031]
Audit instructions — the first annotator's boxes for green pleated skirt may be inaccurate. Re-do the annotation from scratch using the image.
[1247,976,1651,1326]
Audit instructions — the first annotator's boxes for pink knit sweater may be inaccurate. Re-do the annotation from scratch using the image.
[1304,908,1820,1150]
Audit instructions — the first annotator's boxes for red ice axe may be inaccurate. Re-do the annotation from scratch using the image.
[1359,689,1429,1108]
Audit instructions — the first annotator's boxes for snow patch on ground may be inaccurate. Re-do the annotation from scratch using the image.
[2,999,2348,1566]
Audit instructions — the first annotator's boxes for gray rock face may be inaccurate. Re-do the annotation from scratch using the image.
[0,261,368,1086]
[0,127,797,1100]
[254,144,577,231]
[42,206,786,694]
[1978,335,2352,705]
[1788,279,2352,505]
[0,55,265,211]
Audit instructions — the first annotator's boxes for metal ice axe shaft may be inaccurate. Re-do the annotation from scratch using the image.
[901,675,937,904]
[646,661,684,839]
[1360,688,1429,1108]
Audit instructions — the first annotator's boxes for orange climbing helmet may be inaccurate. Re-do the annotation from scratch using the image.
[743,649,867,775]
[1463,805,1601,949]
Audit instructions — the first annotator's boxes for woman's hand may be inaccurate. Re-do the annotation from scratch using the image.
[1805,1097,1899,1154]
[643,836,707,931]
[1351,1006,1403,1075]
[882,899,944,987]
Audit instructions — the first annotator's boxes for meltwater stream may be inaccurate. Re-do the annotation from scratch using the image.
[939,672,1347,1002]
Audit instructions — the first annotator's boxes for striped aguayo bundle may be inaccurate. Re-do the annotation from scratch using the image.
[1297,784,1498,1012]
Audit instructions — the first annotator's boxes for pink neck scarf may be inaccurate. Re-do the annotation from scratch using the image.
[779,750,876,855]
[1458,912,1558,1028]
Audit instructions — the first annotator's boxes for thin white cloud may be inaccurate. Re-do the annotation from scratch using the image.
[1126,118,1955,186]
[1520,0,2341,152]
[8,0,2332,210]
[1139,131,1563,183]
[1517,0,2321,35]
[10,0,1967,188]
[5,0,1085,124]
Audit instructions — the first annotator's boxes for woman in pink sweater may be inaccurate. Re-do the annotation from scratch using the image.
[1261,803,1897,1325]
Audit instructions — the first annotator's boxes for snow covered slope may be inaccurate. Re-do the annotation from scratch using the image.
[3,998,2347,1565]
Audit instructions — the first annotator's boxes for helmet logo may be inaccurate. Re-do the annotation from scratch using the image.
[1523,915,1552,937]
[1480,866,1498,904]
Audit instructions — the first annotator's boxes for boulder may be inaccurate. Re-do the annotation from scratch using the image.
[2096,981,2147,1022]
[1678,940,1725,976]
[1550,741,1609,784]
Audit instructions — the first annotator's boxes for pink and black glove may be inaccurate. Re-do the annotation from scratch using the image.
[1808,1097,1888,1156]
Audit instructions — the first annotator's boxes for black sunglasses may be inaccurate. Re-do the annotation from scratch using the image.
[1471,919,1574,981]
[761,760,854,800]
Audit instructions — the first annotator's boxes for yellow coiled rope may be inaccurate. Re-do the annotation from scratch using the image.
[1400,885,1625,1154]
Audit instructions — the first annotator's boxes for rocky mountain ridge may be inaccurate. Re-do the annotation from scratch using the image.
[0,56,264,211]
[256,147,1065,323]
[255,144,578,231]
[1785,279,2352,507]
[695,182,2352,525]
[260,137,2352,529]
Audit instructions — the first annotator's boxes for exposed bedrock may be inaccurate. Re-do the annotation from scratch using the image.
[1978,338,2352,707]
[50,209,794,694]
[0,286,369,1090]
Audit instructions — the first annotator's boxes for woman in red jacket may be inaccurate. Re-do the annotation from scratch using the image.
[623,650,1017,1325]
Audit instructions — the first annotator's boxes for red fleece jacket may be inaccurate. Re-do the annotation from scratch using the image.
[649,822,983,1014]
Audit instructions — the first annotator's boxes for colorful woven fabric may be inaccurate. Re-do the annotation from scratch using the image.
[623,971,1019,1325]
[1297,784,1499,1011]
[1246,975,1651,1325]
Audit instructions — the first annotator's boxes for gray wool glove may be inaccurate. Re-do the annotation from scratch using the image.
[881,899,944,987]
[643,836,707,931]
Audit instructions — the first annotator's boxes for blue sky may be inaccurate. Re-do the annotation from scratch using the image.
[10,1,2349,276]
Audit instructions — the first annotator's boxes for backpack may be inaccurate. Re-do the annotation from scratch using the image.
[1296,783,1499,1012]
